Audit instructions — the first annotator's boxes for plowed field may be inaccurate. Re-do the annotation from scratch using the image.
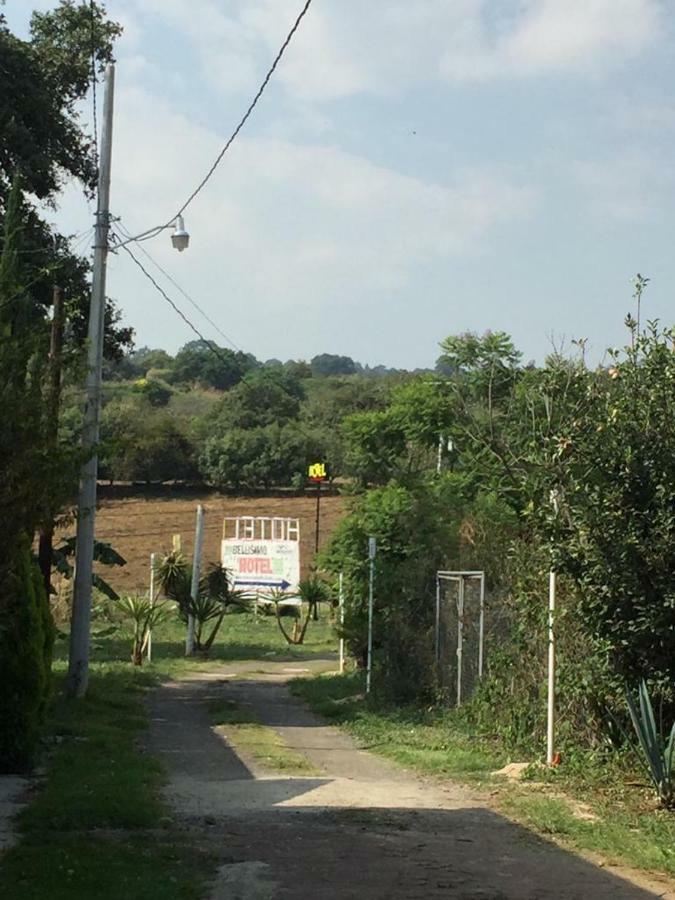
[92,493,346,595]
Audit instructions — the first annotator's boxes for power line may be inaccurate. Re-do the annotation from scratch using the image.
[115,234,319,445]
[114,223,242,350]
[116,239,234,364]
[171,0,315,222]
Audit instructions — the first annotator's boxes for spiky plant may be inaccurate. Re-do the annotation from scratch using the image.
[626,681,675,808]
[116,595,174,665]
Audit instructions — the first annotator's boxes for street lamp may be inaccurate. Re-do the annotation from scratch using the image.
[171,215,190,252]
[112,213,191,253]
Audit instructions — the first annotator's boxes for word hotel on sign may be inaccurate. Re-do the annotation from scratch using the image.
[308,462,327,481]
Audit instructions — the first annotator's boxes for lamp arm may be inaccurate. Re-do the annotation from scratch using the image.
[110,222,172,250]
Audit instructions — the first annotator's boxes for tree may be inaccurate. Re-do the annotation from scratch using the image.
[172,341,255,390]
[556,322,675,702]
[310,353,359,377]
[200,422,315,490]
[99,396,196,483]
[0,2,131,360]
[321,482,458,700]
[209,368,305,430]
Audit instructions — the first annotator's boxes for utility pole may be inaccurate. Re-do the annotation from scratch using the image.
[38,285,65,599]
[67,64,115,699]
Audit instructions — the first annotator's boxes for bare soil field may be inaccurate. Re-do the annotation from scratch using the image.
[91,493,346,595]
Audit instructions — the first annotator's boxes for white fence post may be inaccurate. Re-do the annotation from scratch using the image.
[186,505,204,656]
[366,538,376,694]
[338,572,345,674]
[147,552,157,662]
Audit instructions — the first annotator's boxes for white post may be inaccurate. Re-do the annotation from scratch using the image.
[436,435,443,474]
[435,575,441,664]
[186,505,204,655]
[547,569,556,765]
[338,572,345,674]
[366,538,376,694]
[478,573,485,678]
[456,576,464,707]
[147,552,157,662]
[67,64,115,698]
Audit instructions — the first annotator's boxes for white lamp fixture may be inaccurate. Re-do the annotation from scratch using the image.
[171,215,190,252]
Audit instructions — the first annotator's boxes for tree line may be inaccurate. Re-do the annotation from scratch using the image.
[320,309,675,773]
[89,342,416,489]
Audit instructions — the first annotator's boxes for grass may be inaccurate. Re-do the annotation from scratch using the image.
[291,671,675,879]
[291,671,504,783]
[1,609,337,897]
[208,699,318,775]
[501,791,675,875]
[0,664,212,900]
[56,610,339,676]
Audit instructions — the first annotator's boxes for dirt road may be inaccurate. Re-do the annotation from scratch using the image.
[145,660,670,900]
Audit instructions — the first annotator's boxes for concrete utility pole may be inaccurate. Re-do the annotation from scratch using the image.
[38,285,65,599]
[67,64,115,699]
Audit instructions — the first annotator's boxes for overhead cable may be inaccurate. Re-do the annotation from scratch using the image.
[170,0,314,222]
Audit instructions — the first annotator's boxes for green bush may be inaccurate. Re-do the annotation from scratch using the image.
[0,535,54,772]
[321,482,457,702]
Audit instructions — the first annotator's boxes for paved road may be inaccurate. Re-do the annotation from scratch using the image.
[145,659,672,900]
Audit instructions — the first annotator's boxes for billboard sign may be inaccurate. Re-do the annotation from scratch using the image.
[221,517,300,594]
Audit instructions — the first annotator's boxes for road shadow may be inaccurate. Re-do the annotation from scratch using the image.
[209,802,664,900]
[146,674,671,899]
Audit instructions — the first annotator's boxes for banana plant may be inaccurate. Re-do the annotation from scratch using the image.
[626,681,675,808]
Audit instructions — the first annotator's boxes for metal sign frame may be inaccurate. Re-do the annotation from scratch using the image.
[435,570,486,707]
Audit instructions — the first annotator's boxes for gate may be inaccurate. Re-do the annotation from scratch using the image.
[435,571,485,707]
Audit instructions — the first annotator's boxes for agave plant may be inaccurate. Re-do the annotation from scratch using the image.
[116,595,174,666]
[626,681,675,808]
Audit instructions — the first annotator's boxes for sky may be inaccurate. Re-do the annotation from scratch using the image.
[6,0,675,368]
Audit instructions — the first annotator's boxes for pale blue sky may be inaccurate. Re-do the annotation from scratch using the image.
[7,0,675,367]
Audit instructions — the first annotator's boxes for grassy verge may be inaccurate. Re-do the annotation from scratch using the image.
[0,665,212,900]
[291,671,675,878]
[209,699,318,775]
[1,611,337,897]
[291,671,504,783]
[59,610,338,676]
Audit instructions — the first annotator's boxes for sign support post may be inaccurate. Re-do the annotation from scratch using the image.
[308,462,327,557]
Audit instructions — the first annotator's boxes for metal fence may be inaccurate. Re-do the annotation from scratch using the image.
[435,571,485,706]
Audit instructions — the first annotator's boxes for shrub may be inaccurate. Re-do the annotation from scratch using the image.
[0,536,54,772]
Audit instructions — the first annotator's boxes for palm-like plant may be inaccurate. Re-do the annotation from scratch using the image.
[272,576,331,646]
[116,595,174,665]
[155,553,240,655]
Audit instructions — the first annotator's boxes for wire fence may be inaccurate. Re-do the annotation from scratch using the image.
[435,571,509,707]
